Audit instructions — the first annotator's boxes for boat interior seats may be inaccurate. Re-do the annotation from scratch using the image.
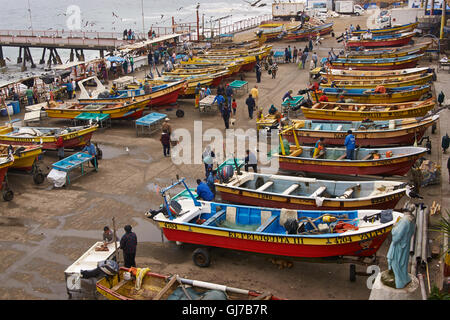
[256,181,274,192]
[338,187,355,199]
[310,186,327,198]
[290,148,303,157]
[314,124,322,130]
[260,210,272,225]
[226,206,237,224]
[281,184,299,195]
[279,208,298,226]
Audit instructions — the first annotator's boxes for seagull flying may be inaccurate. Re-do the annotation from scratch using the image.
[196,2,200,9]
[406,185,424,199]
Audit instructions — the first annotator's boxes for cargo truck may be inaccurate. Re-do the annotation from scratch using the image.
[334,1,364,15]
[272,2,306,20]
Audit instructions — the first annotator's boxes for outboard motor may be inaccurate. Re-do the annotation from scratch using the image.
[284,218,299,235]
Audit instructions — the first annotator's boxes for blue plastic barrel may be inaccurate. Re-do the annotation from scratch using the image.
[0,108,7,117]
[8,101,20,115]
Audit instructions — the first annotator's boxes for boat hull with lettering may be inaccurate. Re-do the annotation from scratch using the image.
[302,98,435,121]
[275,145,427,176]
[0,125,98,150]
[329,54,422,70]
[280,115,438,147]
[320,73,433,89]
[215,170,406,211]
[319,67,434,81]
[0,144,42,171]
[345,32,415,49]
[350,22,418,35]
[151,195,403,258]
[284,23,334,41]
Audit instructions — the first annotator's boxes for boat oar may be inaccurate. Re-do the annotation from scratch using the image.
[177,277,250,296]
[112,217,120,281]
[176,275,193,300]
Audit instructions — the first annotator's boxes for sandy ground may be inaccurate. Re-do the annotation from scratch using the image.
[0,10,448,300]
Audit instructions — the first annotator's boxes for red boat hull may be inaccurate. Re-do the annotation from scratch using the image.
[219,191,403,211]
[161,227,390,258]
[346,35,413,48]
[147,86,183,107]
[0,167,8,189]
[330,60,418,70]
[282,129,428,147]
[240,61,257,72]
[278,158,420,176]
[0,132,95,150]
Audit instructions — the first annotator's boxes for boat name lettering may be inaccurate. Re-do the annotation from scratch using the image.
[359,227,386,241]
[333,235,352,244]
[163,222,178,229]
[228,232,303,244]
[371,194,398,204]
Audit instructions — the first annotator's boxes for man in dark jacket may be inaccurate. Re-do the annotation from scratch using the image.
[245,94,256,119]
[120,225,137,268]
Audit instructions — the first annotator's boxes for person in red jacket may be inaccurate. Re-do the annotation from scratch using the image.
[319,94,328,102]
[56,135,64,160]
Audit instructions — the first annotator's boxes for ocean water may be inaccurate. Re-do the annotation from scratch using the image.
[0,0,271,84]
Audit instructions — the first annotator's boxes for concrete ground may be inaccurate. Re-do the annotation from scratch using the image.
[0,10,448,300]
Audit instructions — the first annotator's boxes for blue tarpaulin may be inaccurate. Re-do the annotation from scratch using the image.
[106,56,125,63]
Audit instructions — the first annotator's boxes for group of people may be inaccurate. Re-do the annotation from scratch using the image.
[123,29,136,41]
[102,224,137,268]
[313,130,356,160]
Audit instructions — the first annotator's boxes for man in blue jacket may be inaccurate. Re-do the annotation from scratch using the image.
[82,141,98,168]
[213,93,225,114]
[344,130,356,160]
[196,179,214,201]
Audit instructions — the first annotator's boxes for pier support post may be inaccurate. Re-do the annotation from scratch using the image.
[21,48,27,72]
[47,48,55,68]
[0,46,5,67]
[79,49,85,61]
[17,47,23,64]
[25,47,36,68]
[99,49,104,59]
[53,48,62,64]
[70,49,74,62]
[39,48,46,64]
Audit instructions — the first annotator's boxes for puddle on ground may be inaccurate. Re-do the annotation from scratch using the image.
[97,144,153,164]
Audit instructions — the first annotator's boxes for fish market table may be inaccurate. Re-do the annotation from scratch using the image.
[229,80,248,96]
[52,152,98,186]
[273,51,285,64]
[64,241,120,299]
[135,112,167,136]
[113,76,136,89]
[199,95,218,112]
[73,113,111,128]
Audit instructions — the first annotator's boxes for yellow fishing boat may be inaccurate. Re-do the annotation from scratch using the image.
[302,98,435,121]
[180,59,243,74]
[44,99,147,120]
[0,144,42,171]
[315,85,431,104]
[343,42,431,59]
[256,23,285,41]
[320,73,433,89]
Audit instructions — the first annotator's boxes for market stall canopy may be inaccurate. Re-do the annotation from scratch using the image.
[119,33,183,53]
[106,56,125,64]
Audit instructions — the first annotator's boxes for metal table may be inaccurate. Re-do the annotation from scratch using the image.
[198,95,218,112]
[229,80,249,96]
[135,112,167,136]
[281,95,304,118]
[73,113,111,128]
[52,152,98,186]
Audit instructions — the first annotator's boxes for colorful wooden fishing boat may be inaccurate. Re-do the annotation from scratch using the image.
[275,143,427,176]
[351,22,418,35]
[0,144,42,171]
[96,267,280,300]
[256,23,285,41]
[0,125,97,150]
[320,73,433,89]
[342,42,431,59]
[180,60,243,75]
[44,99,146,120]
[77,76,186,108]
[280,115,439,147]
[345,32,415,49]
[302,98,435,121]
[284,23,334,41]
[319,67,434,81]
[150,179,404,258]
[315,85,431,104]
[215,170,406,211]
[329,53,423,70]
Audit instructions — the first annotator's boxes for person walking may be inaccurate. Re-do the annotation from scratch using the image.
[129,56,134,73]
[301,50,308,69]
[293,46,298,64]
[212,93,225,114]
[308,36,313,52]
[225,84,233,109]
[270,62,278,79]
[245,150,257,172]
[288,45,292,63]
[120,225,137,268]
[25,87,33,106]
[250,85,259,105]
[82,141,98,168]
[255,61,262,83]
[245,94,256,119]
[344,130,356,160]
[312,52,318,69]
[222,104,231,129]
[284,47,289,63]
[160,129,171,157]
[231,98,237,116]
[447,157,450,184]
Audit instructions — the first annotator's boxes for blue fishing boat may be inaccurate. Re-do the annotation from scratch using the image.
[330,53,423,70]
